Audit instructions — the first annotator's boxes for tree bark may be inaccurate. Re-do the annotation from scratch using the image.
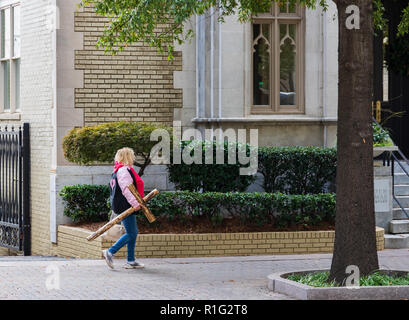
[329,0,379,283]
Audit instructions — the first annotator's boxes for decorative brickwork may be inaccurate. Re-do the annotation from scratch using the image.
[74,6,183,126]
[56,226,385,259]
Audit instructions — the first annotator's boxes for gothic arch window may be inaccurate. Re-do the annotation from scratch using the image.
[252,3,304,114]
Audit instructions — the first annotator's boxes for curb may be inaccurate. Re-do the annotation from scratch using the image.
[268,269,409,300]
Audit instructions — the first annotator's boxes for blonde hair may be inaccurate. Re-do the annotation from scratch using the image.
[114,147,136,166]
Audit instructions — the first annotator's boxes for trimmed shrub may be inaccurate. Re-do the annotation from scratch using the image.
[140,191,336,228]
[167,140,257,192]
[59,185,110,223]
[373,121,394,147]
[169,144,336,194]
[62,121,173,176]
[59,184,336,228]
[258,146,337,194]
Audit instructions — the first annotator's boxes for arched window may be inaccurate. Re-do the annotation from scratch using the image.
[252,3,304,114]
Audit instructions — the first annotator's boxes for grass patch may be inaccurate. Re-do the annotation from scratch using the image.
[287,271,409,287]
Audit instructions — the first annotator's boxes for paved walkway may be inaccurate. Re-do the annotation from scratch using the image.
[0,249,409,300]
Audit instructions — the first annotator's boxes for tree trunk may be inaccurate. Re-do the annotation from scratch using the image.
[329,0,379,284]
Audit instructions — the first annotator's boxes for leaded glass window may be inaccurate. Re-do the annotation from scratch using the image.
[252,3,304,114]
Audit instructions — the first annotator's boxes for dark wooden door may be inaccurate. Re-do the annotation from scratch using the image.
[379,1,409,157]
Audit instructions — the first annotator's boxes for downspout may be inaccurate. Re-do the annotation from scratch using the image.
[218,7,223,140]
[195,15,200,120]
[50,0,58,243]
[322,9,328,147]
[196,13,206,137]
[210,7,214,137]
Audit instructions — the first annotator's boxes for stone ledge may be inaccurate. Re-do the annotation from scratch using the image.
[268,269,409,300]
[192,117,338,126]
[0,112,21,121]
[54,225,385,259]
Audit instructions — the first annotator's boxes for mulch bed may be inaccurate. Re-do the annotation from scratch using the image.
[67,216,335,234]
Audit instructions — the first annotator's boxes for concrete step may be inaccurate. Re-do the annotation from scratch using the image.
[389,220,409,234]
[384,234,409,249]
[393,208,409,220]
[393,196,409,208]
[394,162,409,174]
[394,173,409,185]
[394,184,409,196]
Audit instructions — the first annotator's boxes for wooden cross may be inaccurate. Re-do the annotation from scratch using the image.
[86,186,158,241]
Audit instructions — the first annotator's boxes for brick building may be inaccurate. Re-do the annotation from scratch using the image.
[0,0,340,256]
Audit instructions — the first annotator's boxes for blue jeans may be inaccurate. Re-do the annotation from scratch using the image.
[108,214,138,262]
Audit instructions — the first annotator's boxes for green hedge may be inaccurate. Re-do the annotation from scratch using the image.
[59,185,111,223]
[149,192,336,228]
[62,121,172,176]
[168,140,257,192]
[59,185,336,228]
[168,144,337,194]
[258,146,337,194]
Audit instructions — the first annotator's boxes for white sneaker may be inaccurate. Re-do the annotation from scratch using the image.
[102,249,114,269]
[124,261,144,269]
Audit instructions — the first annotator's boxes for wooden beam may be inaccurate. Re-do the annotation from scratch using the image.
[86,189,159,241]
[128,184,157,223]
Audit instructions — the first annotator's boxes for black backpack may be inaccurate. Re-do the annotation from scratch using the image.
[109,169,137,214]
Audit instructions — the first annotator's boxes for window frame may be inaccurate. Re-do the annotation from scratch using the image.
[250,3,305,115]
[0,1,20,114]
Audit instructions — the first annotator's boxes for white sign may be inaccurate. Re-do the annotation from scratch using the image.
[374,179,391,212]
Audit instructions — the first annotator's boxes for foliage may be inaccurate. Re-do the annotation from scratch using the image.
[59,184,336,228]
[167,140,257,192]
[149,192,336,228]
[373,0,387,32]
[398,3,409,37]
[168,143,336,194]
[59,185,110,223]
[79,0,409,59]
[373,121,394,147]
[258,146,337,194]
[378,108,406,127]
[287,272,338,287]
[62,121,172,176]
[287,271,409,287]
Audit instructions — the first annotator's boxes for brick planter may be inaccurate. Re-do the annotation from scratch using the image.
[54,225,385,259]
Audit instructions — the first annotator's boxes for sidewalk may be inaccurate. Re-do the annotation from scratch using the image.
[0,249,408,300]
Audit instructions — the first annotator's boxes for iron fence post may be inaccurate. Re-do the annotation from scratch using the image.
[22,123,30,256]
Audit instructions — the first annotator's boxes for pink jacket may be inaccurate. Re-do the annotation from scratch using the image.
[116,166,140,210]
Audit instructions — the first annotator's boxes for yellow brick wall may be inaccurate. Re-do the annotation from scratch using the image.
[0,247,10,256]
[56,226,385,259]
[74,6,183,126]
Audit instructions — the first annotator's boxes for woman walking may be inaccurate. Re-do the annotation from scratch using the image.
[103,147,145,269]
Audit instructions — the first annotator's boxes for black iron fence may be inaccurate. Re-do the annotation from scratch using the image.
[0,123,30,255]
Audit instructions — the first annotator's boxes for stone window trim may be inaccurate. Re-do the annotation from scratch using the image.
[192,116,337,126]
[250,3,305,115]
[0,0,20,115]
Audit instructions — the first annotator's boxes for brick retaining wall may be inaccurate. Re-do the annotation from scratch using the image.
[55,225,385,259]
